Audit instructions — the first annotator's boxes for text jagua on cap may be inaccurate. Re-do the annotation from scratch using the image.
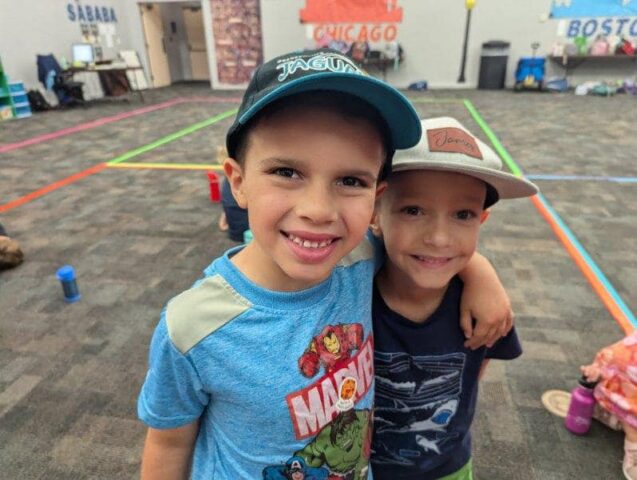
[276,53,365,82]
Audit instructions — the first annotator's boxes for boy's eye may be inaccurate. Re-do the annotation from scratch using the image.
[338,176,366,188]
[455,210,477,220]
[271,167,298,178]
[401,206,421,216]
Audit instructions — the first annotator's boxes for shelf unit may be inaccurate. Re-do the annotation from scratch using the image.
[9,81,32,119]
[0,57,14,121]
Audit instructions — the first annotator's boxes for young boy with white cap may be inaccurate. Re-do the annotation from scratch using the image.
[371,117,539,480]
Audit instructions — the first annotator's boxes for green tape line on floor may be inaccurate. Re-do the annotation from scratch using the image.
[107,108,238,166]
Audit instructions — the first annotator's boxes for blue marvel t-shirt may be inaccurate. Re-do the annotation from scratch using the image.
[138,240,377,479]
[371,276,522,480]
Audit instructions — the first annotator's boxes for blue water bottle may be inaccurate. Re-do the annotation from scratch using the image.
[56,265,81,303]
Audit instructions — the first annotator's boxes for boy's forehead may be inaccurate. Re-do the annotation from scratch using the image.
[390,168,483,183]
[386,169,487,198]
[246,105,385,161]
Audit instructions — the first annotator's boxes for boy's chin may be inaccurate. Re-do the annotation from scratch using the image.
[286,264,335,286]
[408,274,455,292]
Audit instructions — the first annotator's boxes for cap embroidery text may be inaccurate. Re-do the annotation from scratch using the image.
[427,127,483,160]
[276,53,363,82]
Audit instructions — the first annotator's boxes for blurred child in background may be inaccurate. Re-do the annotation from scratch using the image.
[582,331,637,480]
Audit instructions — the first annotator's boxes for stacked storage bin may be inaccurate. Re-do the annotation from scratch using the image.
[9,82,32,119]
[0,58,14,121]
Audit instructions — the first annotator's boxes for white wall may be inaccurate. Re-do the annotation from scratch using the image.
[0,0,137,93]
[2,0,635,94]
[259,0,637,88]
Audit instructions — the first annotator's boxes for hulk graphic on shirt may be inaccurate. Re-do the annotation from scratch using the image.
[295,409,372,480]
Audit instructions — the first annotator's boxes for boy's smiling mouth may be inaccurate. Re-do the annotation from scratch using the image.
[283,231,341,263]
[412,255,452,267]
[286,232,336,249]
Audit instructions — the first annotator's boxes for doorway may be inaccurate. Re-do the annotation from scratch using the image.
[139,1,210,87]
[139,3,172,87]
[183,6,210,81]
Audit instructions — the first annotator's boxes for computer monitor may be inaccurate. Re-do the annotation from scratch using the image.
[72,43,94,65]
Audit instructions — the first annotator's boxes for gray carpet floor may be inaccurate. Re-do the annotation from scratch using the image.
[0,83,634,479]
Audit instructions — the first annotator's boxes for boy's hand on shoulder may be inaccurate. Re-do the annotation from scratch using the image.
[459,252,514,350]
[461,302,513,350]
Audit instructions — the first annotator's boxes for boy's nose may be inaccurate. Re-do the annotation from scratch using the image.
[423,218,451,248]
[297,183,338,224]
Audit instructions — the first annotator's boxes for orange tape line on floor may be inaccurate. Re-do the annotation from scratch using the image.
[0,163,108,214]
[530,195,634,334]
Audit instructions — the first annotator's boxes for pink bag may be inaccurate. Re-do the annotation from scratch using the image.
[593,331,637,428]
[590,36,610,55]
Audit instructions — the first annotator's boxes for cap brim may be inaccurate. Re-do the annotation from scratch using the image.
[392,161,539,200]
[235,72,421,150]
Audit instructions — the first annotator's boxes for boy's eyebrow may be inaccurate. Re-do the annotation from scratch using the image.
[392,192,486,205]
[458,193,486,204]
[260,157,379,182]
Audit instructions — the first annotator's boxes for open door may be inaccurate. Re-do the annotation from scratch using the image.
[140,3,171,87]
[182,6,210,81]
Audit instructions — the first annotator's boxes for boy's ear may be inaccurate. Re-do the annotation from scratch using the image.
[369,213,383,237]
[370,181,387,237]
[223,158,248,209]
[480,210,490,224]
[375,180,388,200]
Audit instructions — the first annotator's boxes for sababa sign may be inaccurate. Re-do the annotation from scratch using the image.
[66,3,118,23]
[300,0,402,42]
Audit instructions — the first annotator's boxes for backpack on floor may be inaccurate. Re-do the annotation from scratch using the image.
[27,89,52,112]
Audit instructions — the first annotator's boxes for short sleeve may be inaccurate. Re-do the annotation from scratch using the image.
[486,326,523,361]
[137,311,210,429]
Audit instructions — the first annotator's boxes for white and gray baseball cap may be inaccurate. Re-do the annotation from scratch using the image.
[392,117,538,207]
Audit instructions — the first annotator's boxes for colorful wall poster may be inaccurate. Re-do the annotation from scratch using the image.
[299,0,403,45]
[550,0,637,19]
[210,0,263,85]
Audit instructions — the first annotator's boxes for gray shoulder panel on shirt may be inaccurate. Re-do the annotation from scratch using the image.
[338,237,373,267]
[166,274,252,354]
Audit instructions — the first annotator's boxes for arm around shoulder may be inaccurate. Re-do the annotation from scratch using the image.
[141,421,199,480]
[458,252,513,350]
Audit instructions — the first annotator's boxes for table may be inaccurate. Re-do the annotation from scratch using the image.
[548,54,636,77]
[363,56,402,81]
[66,65,146,102]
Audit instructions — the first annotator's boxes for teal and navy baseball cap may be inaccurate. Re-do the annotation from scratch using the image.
[226,48,421,169]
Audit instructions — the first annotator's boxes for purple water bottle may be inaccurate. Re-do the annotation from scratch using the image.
[565,375,597,435]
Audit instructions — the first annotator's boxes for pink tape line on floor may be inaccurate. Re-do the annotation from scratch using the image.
[0,96,240,154]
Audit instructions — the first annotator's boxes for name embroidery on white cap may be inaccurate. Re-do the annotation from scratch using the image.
[276,53,364,82]
[427,127,483,160]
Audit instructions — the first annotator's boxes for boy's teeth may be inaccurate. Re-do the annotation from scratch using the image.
[288,234,332,249]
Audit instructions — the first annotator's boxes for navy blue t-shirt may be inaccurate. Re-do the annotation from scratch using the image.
[371,276,522,480]
[221,178,249,242]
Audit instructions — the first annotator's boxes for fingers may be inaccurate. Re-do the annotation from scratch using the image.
[459,309,473,340]
[464,322,499,350]
[499,310,514,338]
[580,364,602,382]
[464,316,509,350]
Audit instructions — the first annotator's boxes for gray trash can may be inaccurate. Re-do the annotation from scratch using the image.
[478,40,510,90]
